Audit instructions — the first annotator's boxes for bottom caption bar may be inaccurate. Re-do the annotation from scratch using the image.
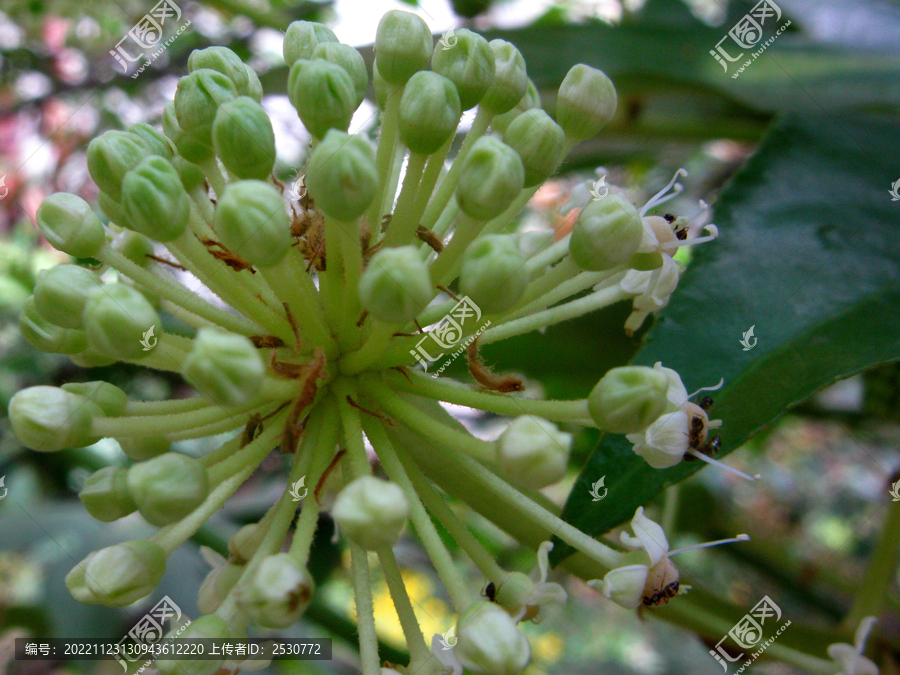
[16,639,332,660]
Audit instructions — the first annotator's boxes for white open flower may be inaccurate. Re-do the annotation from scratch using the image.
[827,617,879,675]
[627,409,691,469]
[620,254,680,335]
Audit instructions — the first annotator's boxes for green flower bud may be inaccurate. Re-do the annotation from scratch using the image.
[455,136,525,221]
[9,386,100,452]
[118,436,171,461]
[83,283,160,361]
[490,79,540,135]
[128,123,175,159]
[198,557,244,613]
[359,246,433,324]
[283,20,338,66]
[112,230,155,267]
[288,59,356,140]
[305,130,378,222]
[569,194,643,271]
[374,10,432,85]
[96,191,127,226]
[312,42,368,108]
[480,40,528,114]
[61,381,128,416]
[19,298,88,354]
[212,97,276,180]
[86,130,152,201]
[162,99,185,147]
[244,64,263,102]
[493,571,534,617]
[431,28,495,111]
[188,46,252,97]
[214,180,291,268]
[235,553,315,628]
[398,71,461,155]
[64,552,99,604]
[459,235,528,313]
[121,156,191,242]
[127,452,209,526]
[170,155,208,193]
[629,249,665,272]
[157,615,229,675]
[332,476,409,550]
[497,416,572,489]
[79,466,137,522]
[78,540,166,606]
[456,602,531,675]
[69,346,118,368]
[33,264,103,329]
[35,193,106,258]
[182,328,264,406]
[173,69,238,162]
[502,109,564,187]
[556,64,617,140]
[588,365,670,434]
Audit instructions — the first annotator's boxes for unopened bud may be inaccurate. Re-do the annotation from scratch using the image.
[182,328,265,406]
[283,20,338,66]
[19,298,87,354]
[87,130,152,201]
[173,69,238,162]
[228,522,267,564]
[112,230,155,267]
[556,64,617,140]
[431,28,495,111]
[198,557,244,613]
[170,155,208,193]
[128,123,175,159]
[588,365,669,434]
[479,40,528,114]
[359,246,433,324]
[497,416,572,489]
[399,71,462,155]
[212,97,277,181]
[459,234,529,313]
[374,10,432,85]
[456,602,531,675]
[490,79,540,135]
[214,180,292,268]
[156,615,229,675]
[244,64,263,102]
[288,59,356,140]
[312,42,368,108]
[236,553,315,628]
[121,156,191,242]
[305,130,378,221]
[569,194,643,271]
[9,386,100,452]
[35,193,106,258]
[71,540,166,606]
[502,109,564,187]
[83,283,161,361]
[456,136,525,221]
[127,452,210,526]
[118,436,171,461]
[33,264,103,329]
[332,476,409,550]
[61,381,128,417]
[79,467,137,522]
[188,46,254,98]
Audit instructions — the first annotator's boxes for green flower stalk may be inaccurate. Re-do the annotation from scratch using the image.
[14,16,756,675]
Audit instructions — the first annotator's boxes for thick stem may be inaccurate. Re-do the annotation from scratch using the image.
[339,321,397,375]
[198,156,228,197]
[383,152,428,247]
[350,540,382,675]
[376,546,433,663]
[368,85,404,231]
[91,399,261,438]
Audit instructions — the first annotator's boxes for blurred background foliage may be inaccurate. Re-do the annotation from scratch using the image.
[1,0,899,674]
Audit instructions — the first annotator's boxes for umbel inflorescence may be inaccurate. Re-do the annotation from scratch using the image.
[12,11,748,675]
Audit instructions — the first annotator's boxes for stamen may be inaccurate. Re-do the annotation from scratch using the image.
[688,377,725,400]
[641,168,688,216]
[668,534,750,557]
[686,449,760,481]
[659,224,719,251]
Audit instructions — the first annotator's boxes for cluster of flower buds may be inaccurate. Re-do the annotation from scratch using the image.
[13,10,753,675]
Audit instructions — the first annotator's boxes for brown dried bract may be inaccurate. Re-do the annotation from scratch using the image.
[250,335,286,349]
[145,254,188,271]
[466,338,525,393]
[346,395,393,425]
[416,226,444,253]
[200,238,256,273]
[315,448,346,505]
[281,349,328,454]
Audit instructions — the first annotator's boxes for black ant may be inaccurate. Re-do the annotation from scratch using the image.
[482,581,497,602]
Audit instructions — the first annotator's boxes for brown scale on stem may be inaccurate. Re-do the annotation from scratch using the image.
[416,226,444,253]
[346,396,393,425]
[314,448,346,505]
[282,302,304,353]
[145,254,188,271]
[200,238,256,273]
[250,335,285,349]
[466,338,525,393]
[240,401,290,448]
[280,349,328,454]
